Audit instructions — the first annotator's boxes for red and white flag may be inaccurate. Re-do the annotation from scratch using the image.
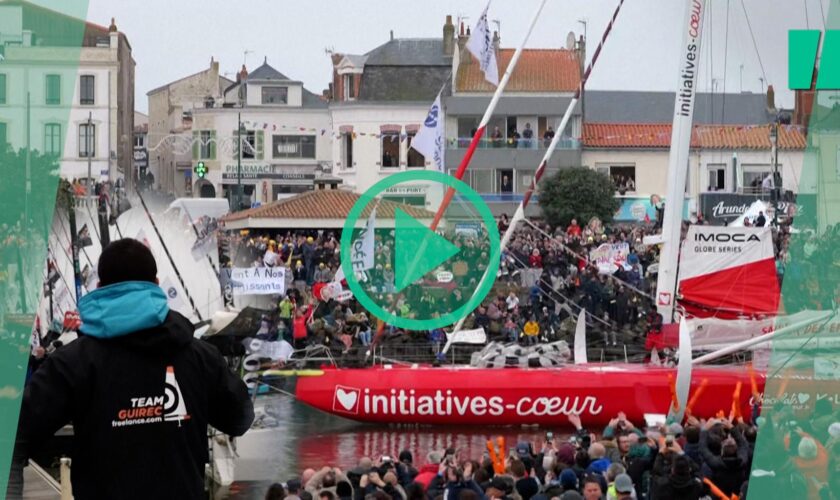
[466,1,499,86]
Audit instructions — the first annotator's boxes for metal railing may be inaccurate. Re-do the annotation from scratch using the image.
[446,137,581,150]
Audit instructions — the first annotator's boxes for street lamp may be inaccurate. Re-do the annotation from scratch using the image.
[234,112,246,211]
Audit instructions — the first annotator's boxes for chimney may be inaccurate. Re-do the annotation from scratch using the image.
[766,84,776,111]
[237,64,248,83]
[493,30,500,52]
[108,17,118,32]
[390,30,394,41]
[443,15,455,56]
[467,26,471,36]
[210,56,219,74]
[460,21,465,36]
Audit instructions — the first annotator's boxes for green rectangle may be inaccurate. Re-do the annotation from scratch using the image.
[0,74,6,105]
[789,30,820,89]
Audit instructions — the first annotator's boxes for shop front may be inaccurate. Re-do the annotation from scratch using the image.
[220,163,316,204]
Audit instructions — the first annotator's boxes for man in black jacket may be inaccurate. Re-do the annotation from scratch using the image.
[15,239,254,499]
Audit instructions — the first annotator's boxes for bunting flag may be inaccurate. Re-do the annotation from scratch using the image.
[466,1,499,86]
[410,90,445,172]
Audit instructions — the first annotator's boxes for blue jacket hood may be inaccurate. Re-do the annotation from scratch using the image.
[79,281,170,339]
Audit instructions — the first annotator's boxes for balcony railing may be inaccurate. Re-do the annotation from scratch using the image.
[446,137,581,150]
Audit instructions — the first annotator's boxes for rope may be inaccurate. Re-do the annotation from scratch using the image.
[721,0,731,124]
[521,219,654,300]
[739,0,769,90]
[504,247,611,328]
[135,186,204,321]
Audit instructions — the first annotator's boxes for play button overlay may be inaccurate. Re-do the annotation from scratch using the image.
[394,207,461,292]
[340,170,500,331]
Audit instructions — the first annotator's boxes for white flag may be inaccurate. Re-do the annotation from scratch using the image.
[351,209,376,273]
[466,1,499,86]
[160,277,186,311]
[411,91,445,172]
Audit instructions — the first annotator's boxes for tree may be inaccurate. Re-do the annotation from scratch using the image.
[539,167,619,228]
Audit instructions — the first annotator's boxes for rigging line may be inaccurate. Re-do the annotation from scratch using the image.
[819,0,827,28]
[521,219,654,300]
[504,250,611,328]
[135,186,204,321]
[722,0,731,124]
[708,0,714,119]
[739,0,769,90]
[55,206,96,272]
[49,219,82,305]
[804,0,810,29]
[766,311,836,381]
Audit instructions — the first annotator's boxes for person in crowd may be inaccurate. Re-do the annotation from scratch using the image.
[511,459,540,500]
[582,475,605,500]
[14,239,254,500]
[522,317,540,346]
[522,123,534,148]
[543,126,555,147]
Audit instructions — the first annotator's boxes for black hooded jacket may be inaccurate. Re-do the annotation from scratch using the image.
[19,311,254,500]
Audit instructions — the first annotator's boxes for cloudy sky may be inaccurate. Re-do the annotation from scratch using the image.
[81,0,831,113]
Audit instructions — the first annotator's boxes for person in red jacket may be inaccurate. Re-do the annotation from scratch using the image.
[293,305,312,349]
[414,450,444,491]
[567,218,582,237]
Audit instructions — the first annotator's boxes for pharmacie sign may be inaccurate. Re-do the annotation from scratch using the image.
[222,164,316,181]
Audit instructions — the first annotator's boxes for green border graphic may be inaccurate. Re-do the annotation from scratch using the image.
[0,1,89,494]
[340,170,501,330]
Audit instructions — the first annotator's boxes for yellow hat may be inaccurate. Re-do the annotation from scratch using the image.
[319,263,325,268]
[307,236,314,243]
[385,263,391,269]
[296,260,303,266]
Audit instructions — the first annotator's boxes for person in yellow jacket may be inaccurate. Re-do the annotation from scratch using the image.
[522,317,540,346]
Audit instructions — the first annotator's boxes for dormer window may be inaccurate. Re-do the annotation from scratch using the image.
[343,75,355,101]
[261,86,288,105]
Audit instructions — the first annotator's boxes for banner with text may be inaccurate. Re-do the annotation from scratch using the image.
[220,267,286,296]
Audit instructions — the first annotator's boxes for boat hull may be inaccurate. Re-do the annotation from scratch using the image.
[295,364,765,427]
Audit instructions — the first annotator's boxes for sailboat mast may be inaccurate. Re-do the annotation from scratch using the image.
[655,0,707,323]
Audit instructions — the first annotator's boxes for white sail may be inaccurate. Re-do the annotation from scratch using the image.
[655,0,707,323]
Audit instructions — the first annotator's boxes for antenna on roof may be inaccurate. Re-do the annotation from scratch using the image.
[492,19,501,40]
[243,50,253,67]
[577,18,588,43]
[324,46,334,56]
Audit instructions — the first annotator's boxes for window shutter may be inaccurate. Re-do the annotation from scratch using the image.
[256,130,264,160]
[209,130,217,160]
[192,131,199,160]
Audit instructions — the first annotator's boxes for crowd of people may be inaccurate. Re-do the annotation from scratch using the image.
[218,202,817,363]
[262,405,840,500]
[219,214,667,359]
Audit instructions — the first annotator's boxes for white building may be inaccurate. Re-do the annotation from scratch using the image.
[147,58,232,197]
[581,89,806,222]
[328,19,457,208]
[191,59,333,205]
[0,2,135,187]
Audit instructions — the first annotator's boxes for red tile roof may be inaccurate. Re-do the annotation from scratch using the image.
[222,189,435,222]
[582,123,807,150]
[456,49,580,93]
